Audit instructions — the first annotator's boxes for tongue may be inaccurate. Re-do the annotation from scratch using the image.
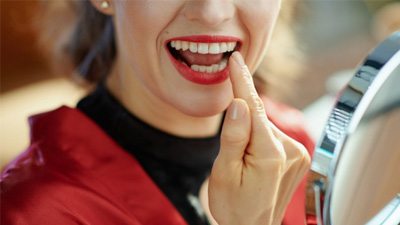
[179,50,224,66]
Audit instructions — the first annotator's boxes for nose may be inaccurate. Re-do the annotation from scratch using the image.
[183,0,234,28]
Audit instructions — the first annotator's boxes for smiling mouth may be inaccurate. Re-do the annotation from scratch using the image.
[167,40,240,73]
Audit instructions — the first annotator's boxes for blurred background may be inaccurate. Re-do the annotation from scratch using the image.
[1,0,399,167]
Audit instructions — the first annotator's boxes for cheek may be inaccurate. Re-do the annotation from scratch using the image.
[113,2,179,86]
[238,0,281,71]
[240,0,281,29]
[114,1,181,41]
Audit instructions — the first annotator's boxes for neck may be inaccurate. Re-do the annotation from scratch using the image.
[106,60,223,138]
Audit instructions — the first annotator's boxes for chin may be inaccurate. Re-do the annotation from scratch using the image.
[175,97,232,117]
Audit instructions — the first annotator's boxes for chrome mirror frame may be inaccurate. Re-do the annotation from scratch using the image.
[310,31,400,225]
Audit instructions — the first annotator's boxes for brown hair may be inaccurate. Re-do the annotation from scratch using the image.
[38,1,114,82]
[255,1,304,103]
[38,1,303,102]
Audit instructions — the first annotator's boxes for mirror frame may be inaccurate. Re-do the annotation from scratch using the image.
[310,31,400,225]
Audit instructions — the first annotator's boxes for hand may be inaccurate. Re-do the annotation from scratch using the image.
[208,52,311,225]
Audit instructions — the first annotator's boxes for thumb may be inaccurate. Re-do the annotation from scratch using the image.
[218,98,251,164]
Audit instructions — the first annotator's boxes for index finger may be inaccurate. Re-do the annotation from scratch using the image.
[229,52,269,129]
[229,52,281,157]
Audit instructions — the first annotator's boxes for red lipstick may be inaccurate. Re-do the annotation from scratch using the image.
[169,35,241,43]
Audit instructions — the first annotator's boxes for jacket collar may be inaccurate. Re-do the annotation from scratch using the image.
[29,106,187,225]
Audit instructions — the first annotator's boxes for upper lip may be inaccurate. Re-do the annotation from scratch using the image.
[167,35,242,44]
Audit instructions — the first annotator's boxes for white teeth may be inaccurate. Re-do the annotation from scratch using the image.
[197,43,208,54]
[212,64,219,73]
[227,42,236,51]
[170,40,235,73]
[175,41,181,50]
[208,43,220,54]
[220,42,228,52]
[199,65,206,72]
[189,42,198,53]
[190,59,228,73]
[191,65,199,72]
[218,59,228,71]
[181,41,189,51]
[170,41,237,54]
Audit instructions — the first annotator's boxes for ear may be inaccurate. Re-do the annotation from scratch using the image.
[88,0,114,15]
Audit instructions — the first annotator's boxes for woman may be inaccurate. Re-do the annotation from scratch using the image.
[1,0,314,224]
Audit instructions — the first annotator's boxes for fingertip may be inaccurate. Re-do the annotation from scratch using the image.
[229,52,254,98]
[229,52,249,77]
[231,51,245,67]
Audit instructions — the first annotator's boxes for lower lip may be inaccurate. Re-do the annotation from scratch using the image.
[166,49,229,85]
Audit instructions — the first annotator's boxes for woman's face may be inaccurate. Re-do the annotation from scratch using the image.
[107,0,281,117]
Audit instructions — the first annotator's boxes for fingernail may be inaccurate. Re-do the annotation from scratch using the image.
[232,52,245,67]
[228,100,246,120]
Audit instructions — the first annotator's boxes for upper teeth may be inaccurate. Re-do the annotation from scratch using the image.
[170,41,237,54]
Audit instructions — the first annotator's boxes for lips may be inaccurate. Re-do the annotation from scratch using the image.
[165,35,241,85]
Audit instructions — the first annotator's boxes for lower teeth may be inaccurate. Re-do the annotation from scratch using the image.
[189,59,228,73]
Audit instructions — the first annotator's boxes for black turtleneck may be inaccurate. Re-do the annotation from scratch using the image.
[77,84,221,225]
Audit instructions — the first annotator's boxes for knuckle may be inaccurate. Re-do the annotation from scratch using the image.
[251,95,265,114]
[301,150,311,168]
[277,149,287,167]
[281,139,311,172]
[242,70,254,85]
[291,141,311,168]
[270,141,287,170]
[240,64,251,76]
[273,139,286,159]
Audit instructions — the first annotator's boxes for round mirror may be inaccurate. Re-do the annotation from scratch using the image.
[310,31,400,225]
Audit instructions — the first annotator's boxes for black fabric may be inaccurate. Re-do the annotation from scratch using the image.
[77,84,221,225]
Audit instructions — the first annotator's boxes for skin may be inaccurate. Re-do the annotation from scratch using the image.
[90,0,310,224]
[208,52,310,224]
[92,0,280,137]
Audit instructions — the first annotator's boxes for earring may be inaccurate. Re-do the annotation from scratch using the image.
[100,1,110,9]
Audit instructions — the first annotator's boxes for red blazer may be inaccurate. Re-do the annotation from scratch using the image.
[1,101,315,225]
